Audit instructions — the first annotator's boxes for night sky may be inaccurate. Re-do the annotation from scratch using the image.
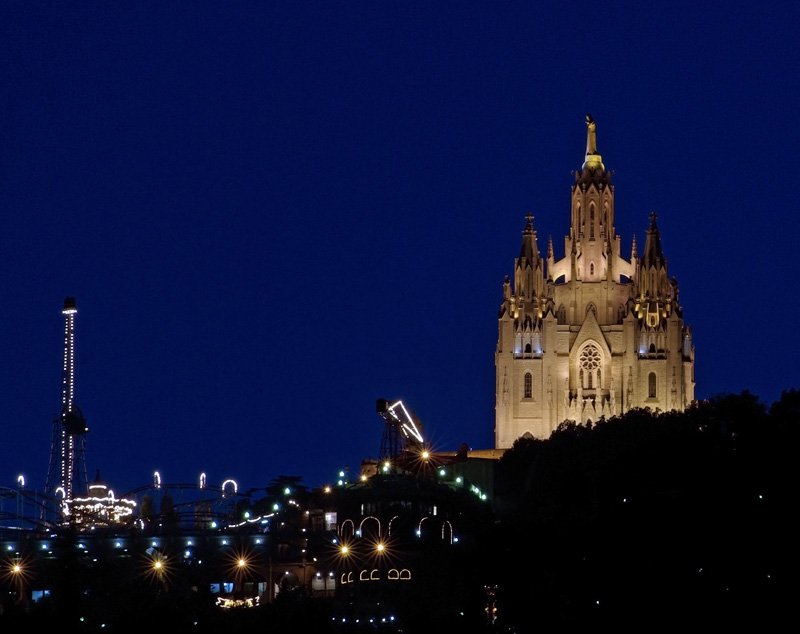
[2,2,798,496]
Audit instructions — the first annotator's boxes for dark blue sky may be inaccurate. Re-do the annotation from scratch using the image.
[2,2,798,495]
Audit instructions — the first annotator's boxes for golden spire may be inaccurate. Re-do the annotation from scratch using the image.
[581,114,604,171]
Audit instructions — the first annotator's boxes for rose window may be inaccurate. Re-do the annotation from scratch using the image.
[579,344,602,389]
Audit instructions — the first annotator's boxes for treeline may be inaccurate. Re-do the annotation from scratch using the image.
[488,390,800,630]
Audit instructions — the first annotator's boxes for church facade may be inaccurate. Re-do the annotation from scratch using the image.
[495,116,695,448]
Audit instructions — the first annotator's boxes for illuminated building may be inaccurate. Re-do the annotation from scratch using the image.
[495,116,695,447]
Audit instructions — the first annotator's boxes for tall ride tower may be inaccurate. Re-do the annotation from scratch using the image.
[45,297,89,517]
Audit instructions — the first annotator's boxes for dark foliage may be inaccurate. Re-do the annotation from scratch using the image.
[492,391,799,630]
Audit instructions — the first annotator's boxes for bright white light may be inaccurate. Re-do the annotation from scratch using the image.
[222,479,238,496]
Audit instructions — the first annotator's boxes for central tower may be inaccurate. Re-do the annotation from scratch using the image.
[494,116,695,448]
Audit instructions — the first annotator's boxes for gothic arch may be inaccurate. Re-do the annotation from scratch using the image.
[578,341,603,390]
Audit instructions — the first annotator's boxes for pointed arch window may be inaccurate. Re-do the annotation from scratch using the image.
[524,373,532,399]
[579,343,602,390]
[648,372,657,398]
[590,262,595,276]
[590,204,595,239]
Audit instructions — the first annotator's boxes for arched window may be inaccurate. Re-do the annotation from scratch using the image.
[524,373,532,398]
[524,343,532,356]
[590,205,595,239]
[648,372,657,398]
[579,344,602,390]
[590,262,595,276]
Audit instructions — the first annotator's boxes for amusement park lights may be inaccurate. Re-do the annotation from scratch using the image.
[222,479,238,496]
[143,552,170,585]
[67,479,136,528]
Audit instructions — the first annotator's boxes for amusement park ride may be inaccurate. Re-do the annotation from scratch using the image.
[0,298,250,534]
[44,297,89,518]
[375,397,467,474]
[376,398,425,461]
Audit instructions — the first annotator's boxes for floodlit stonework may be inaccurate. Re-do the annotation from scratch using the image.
[495,116,695,448]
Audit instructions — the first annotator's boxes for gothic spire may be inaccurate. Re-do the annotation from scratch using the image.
[518,213,540,267]
[641,212,664,267]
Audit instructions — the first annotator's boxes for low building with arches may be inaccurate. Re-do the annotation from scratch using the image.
[327,468,492,619]
[495,116,695,447]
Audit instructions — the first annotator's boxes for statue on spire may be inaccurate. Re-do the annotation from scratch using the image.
[582,114,604,171]
[585,114,598,156]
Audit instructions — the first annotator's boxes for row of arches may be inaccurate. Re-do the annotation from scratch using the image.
[555,303,629,325]
[340,516,454,544]
[340,569,411,584]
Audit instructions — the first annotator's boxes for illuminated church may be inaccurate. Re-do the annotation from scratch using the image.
[495,116,695,448]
